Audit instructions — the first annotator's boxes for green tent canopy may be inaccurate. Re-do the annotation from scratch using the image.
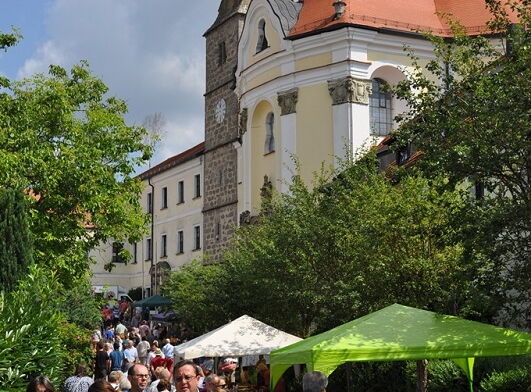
[270,304,531,391]
[133,294,172,308]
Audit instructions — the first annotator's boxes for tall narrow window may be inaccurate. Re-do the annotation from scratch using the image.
[147,192,153,213]
[369,78,393,136]
[194,174,201,198]
[193,225,201,250]
[161,234,167,257]
[177,230,184,254]
[177,181,184,204]
[216,221,221,241]
[256,19,269,53]
[161,187,168,209]
[264,112,275,153]
[112,242,124,263]
[218,42,227,66]
[146,238,152,261]
[132,242,138,264]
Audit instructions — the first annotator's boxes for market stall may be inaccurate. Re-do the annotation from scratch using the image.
[174,315,302,390]
[269,304,531,392]
[174,315,301,359]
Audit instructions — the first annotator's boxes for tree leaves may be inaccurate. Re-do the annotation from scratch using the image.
[0,45,152,285]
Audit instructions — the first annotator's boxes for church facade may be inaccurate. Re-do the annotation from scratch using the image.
[204,0,498,255]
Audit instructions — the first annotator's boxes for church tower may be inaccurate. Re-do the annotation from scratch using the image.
[203,0,249,261]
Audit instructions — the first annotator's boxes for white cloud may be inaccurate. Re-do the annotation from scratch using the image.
[17,40,67,79]
[16,0,217,166]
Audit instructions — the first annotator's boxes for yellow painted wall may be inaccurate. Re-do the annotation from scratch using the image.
[246,66,282,91]
[295,52,332,72]
[246,13,282,67]
[250,100,278,213]
[296,84,334,184]
[367,50,413,65]
[368,50,433,79]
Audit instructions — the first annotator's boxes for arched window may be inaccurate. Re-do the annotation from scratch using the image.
[256,19,269,53]
[264,112,275,153]
[369,78,393,136]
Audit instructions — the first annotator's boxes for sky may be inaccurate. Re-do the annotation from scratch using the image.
[0,0,218,172]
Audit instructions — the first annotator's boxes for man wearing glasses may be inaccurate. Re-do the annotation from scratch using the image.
[173,360,201,392]
[127,364,151,392]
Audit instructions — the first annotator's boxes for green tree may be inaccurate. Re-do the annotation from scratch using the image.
[163,260,230,333]
[391,0,530,327]
[0,34,152,285]
[0,188,33,292]
[162,154,472,337]
[173,154,467,337]
[60,273,104,329]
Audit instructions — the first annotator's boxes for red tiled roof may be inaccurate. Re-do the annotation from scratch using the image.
[289,0,517,38]
[138,142,205,180]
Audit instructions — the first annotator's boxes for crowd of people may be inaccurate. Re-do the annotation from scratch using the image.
[24,303,328,392]
[25,364,328,392]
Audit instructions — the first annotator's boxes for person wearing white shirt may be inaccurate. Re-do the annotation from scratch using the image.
[161,339,174,359]
[123,341,139,372]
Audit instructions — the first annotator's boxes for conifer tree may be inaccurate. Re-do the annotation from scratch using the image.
[0,188,33,292]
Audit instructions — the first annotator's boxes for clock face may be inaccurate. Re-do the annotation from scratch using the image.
[215,98,226,123]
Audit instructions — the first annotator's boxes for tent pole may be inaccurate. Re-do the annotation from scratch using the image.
[416,360,428,392]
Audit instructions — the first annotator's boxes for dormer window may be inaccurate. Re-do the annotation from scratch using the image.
[264,112,275,154]
[256,19,269,53]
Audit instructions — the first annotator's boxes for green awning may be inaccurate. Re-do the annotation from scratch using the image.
[270,304,531,391]
[133,294,172,308]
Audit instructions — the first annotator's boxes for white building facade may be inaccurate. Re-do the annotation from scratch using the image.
[90,142,204,296]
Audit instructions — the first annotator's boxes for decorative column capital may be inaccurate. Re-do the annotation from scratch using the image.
[238,108,248,137]
[328,76,372,105]
[277,88,299,115]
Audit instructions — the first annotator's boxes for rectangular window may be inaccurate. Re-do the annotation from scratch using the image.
[177,181,184,204]
[112,242,124,263]
[147,192,153,214]
[161,234,167,257]
[132,242,138,264]
[177,230,184,254]
[145,238,152,261]
[193,225,201,250]
[194,174,201,198]
[161,187,168,209]
[218,42,227,66]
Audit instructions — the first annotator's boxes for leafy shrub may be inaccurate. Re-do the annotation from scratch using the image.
[60,275,103,329]
[405,359,469,391]
[327,362,409,392]
[480,365,531,392]
[58,321,94,377]
[0,266,66,391]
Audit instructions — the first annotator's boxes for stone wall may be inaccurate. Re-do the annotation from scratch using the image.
[203,203,238,262]
[203,5,246,260]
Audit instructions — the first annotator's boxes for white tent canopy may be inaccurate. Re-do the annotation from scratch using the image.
[174,315,302,359]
